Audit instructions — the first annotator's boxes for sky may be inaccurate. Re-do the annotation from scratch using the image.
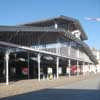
[0,0,100,49]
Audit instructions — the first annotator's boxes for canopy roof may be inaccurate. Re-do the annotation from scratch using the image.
[21,15,88,40]
[0,25,98,64]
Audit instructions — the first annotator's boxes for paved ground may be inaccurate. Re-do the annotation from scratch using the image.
[1,73,100,100]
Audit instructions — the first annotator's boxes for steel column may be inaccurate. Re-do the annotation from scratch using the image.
[27,51,30,79]
[68,45,71,57]
[56,56,59,79]
[5,50,10,85]
[77,60,79,76]
[68,59,71,77]
[82,62,85,75]
[38,53,41,81]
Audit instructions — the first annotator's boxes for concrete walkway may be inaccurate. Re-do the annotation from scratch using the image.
[0,73,98,99]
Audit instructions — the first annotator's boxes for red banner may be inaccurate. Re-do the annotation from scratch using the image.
[22,67,28,75]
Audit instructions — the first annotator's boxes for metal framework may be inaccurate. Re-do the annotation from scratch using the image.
[0,15,98,85]
[0,25,97,64]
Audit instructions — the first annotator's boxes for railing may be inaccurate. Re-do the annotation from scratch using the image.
[70,47,77,58]
[79,50,90,62]
[60,47,69,57]
[42,48,56,54]
[39,46,91,62]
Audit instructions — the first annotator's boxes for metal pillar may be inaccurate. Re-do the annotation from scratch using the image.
[77,48,79,58]
[27,51,30,79]
[68,59,71,77]
[77,60,79,76]
[56,56,59,79]
[82,62,85,75]
[68,45,71,57]
[88,63,90,73]
[5,50,10,85]
[95,64,97,74]
[38,53,41,81]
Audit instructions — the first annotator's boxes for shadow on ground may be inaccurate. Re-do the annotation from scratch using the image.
[1,88,100,100]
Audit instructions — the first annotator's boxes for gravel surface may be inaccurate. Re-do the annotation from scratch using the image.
[0,73,100,100]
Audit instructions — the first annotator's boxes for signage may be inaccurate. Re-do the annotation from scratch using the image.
[71,30,81,39]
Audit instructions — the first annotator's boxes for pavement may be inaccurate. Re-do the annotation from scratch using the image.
[0,73,100,100]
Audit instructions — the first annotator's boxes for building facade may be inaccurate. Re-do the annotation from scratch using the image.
[0,15,98,84]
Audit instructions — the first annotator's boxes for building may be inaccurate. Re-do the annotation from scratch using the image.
[0,15,98,85]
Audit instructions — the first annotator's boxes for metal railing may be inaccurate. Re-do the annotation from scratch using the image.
[39,46,91,62]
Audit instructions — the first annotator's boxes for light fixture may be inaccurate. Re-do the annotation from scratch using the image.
[18,58,26,62]
[43,56,53,60]
[30,57,37,61]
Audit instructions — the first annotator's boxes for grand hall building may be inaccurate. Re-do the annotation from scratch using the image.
[0,15,98,85]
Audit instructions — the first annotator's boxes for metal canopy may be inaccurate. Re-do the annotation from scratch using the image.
[0,25,98,64]
[0,15,98,64]
[21,15,88,40]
